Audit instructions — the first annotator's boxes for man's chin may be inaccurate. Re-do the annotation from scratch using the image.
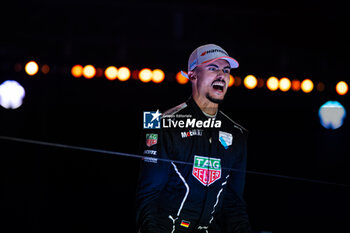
[206,93,224,104]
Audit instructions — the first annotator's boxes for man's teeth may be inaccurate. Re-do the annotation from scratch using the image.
[212,82,225,87]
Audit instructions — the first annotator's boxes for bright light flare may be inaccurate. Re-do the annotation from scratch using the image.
[105,66,118,80]
[243,75,257,89]
[71,65,83,78]
[25,61,39,76]
[279,77,291,92]
[0,80,25,109]
[319,101,346,129]
[228,75,234,87]
[266,76,279,91]
[176,71,189,84]
[152,69,165,83]
[301,79,314,93]
[83,65,96,79]
[117,67,130,81]
[139,68,153,83]
[336,81,348,95]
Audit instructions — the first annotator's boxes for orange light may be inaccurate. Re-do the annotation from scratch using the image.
[243,75,257,89]
[176,71,189,84]
[266,76,279,91]
[25,61,39,76]
[117,67,130,81]
[139,68,153,83]
[279,77,291,92]
[234,77,242,86]
[301,79,314,93]
[291,79,301,91]
[152,69,165,83]
[71,65,83,78]
[316,82,325,92]
[41,64,50,74]
[257,78,264,88]
[228,75,234,87]
[105,66,118,80]
[96,68,104,78]
[336,81,348,95]
[83,65,96,79]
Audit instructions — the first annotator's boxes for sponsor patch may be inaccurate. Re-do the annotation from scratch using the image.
[143,157,158,163]
[180,220,190,228]
[192,155,221,186]
[181,129,203,138]
[146,133,158,147]
[143,149,157,155]
[219,131,232,149]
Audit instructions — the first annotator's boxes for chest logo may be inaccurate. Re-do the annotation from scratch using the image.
[219,131,232,149]
[146,133,158,147]
[192,155,221,186]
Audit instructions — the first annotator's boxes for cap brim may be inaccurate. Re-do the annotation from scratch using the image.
[181,70,189,79]
[200,56,239,69]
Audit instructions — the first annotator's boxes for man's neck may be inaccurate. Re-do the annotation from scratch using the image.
[193,95,218,116]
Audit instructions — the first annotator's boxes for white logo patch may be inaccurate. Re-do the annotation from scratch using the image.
[219,131,232,149]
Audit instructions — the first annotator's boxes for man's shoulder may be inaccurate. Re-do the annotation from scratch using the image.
[162,101,188,117]
[219,110,248,134]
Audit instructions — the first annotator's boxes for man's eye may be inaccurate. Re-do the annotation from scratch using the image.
[223,69,230,73]
[208,67,217,71]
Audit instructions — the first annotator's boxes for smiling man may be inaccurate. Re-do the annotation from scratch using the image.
[136,44,251,233]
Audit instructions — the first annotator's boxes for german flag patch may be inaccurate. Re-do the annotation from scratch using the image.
[180,220,190,228]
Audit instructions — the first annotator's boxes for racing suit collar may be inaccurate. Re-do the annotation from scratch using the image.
[186,96,218,121]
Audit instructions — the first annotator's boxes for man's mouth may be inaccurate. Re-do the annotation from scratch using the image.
[211,80,225,92]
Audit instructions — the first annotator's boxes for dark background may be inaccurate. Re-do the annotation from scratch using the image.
[1,0,349,232]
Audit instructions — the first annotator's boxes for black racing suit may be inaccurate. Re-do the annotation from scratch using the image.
[136,97,251,233]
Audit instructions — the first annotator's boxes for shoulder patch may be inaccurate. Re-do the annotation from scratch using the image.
[219,110,248,133]
[162,102,188,117]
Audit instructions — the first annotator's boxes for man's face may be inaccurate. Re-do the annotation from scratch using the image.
[191,59,231,104]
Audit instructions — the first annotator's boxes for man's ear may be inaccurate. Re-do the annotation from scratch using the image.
[188,71,196,80]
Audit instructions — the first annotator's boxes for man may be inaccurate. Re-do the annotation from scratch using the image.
[136,44,251,233]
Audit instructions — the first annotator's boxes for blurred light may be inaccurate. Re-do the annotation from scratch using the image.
[336,81,348,95]
[228,75,234,87]
[316,82,325,92]
[96,68,104,78]
[131,70,139,80]
[41,64,50,74]
[301,79,314,93]
[319,101,346,129]
[71,65,83,78]
[266,76,279,91]
[176,71,189,84]
[83,65,96,79]
[234,77,241,86]
[243,75,257,89]
[0,80,25,109]
[139,68,153,82]
[14,63,22,72]
[257,78,264,88]
[117,67,130,81]
[25,61,39,76]
[152,69,165,83]
[291,79,301,91]
[105,66,118,80]
[279,77,291,92]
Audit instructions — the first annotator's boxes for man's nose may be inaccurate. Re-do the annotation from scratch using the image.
[217,69,226,79]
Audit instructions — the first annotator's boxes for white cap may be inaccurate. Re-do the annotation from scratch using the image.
[181,44,239,79]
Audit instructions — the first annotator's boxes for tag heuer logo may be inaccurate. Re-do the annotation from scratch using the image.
[146,134,158,147]
[192,155,221,186]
